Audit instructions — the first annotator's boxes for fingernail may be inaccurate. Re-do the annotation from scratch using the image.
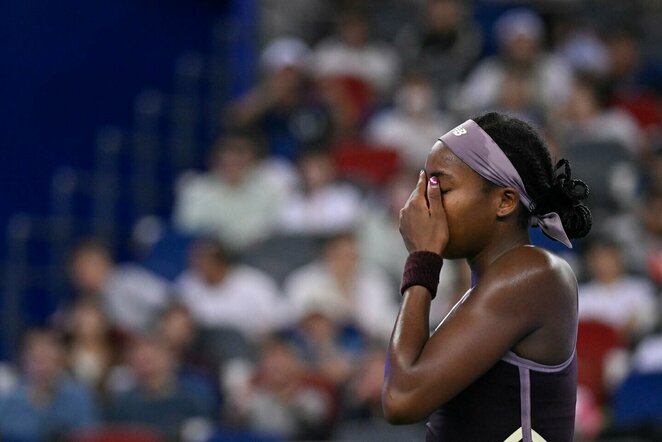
[420,169,425,176]
[429,176,439,187]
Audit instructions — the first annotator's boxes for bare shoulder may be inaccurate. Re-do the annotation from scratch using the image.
[476,246,577,313]
[489,245,575,286]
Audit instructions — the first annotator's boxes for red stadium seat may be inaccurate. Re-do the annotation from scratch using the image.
[68,425,164,442]
[577,320,625,405]
[613,92,662,129]
[332,143,401,186]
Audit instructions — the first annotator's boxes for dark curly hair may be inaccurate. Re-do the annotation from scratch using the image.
[474,112,592,240]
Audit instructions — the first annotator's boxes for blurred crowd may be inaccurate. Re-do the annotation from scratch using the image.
[3,0,662,441]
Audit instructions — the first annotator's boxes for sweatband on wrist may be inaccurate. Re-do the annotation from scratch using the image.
[400,251,443,299]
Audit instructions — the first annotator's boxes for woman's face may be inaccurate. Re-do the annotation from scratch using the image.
[424,141,500,259]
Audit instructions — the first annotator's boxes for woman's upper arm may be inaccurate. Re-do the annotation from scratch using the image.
[385,256,556,421]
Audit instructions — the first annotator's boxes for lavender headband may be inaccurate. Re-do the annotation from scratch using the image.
[439,119,572,248]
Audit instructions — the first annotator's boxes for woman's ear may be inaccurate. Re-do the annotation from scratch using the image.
[496,187,519,218]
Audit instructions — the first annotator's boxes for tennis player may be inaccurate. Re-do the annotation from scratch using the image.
[382,112,592,441]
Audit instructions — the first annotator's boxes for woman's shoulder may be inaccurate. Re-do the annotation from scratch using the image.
[483,245,577,298]
[495,245,573,273]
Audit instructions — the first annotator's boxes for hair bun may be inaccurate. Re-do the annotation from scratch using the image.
[560,204,592,239]
[549,159,592,239]
[553,159,589,203]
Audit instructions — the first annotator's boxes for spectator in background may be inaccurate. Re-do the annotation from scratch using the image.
[106,335,208,441]
[395,0,482,104]
[62,238,171,336]
[317,73,374,148]
[229,336,337,440]
[286,300,366,387]
[310,9,400,96]
[455,8,573,118]
[605,189,662,287]
[176,238,290,341]
[277,148,363,235]
[227,37,332,162]
[158,304,219,419]
[334,342,423,441]
[552,72,643,155]
[602,24,662,130]
[0,329,98,441]
[173,134,286,251]
[284,231,398,341]
[366,71,454,171]
[65,301,116,397]
[557,23,608,76]
[578,238,658,343]
[159,303,202,368]
[492,66,546,126]
[343,344,388,420]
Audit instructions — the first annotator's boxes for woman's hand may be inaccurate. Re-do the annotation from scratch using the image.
[399,170,449,255]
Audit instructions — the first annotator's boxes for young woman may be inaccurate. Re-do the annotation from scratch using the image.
[382,112,592,441]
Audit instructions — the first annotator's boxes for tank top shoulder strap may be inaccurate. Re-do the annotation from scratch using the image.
[434,287,474,331]
[501,347,576,373]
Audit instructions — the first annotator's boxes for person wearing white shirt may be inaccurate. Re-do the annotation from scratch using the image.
[63,238,171,335]
[310,11,400,95]
[578,239,658,341]
[176,238,290,340]
[277,149,363,235]
[552,72,643,155]
[366,72,454,171]
[284,232,398,341]
[453,8,572,118]
[173,134,285,252]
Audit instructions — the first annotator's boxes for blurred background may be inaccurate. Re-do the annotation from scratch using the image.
[2,0,662,440]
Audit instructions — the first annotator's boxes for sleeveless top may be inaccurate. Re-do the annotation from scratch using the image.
[425,289,577,442]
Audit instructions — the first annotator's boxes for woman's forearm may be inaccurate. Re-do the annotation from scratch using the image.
[382,286,432,422]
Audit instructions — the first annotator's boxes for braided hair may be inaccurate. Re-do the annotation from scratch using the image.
[474,112,592,239]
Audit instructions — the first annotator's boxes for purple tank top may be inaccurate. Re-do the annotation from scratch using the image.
[425,351,576,441]
[425,291,577,442]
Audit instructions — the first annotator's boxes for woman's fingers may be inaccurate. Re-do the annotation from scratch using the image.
[407,170,429,209]
[427,176,443,216]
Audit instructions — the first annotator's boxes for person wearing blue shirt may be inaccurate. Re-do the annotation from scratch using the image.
[0,329,98,442]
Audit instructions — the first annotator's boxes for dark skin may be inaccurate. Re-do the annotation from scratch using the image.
[382,142,578,424]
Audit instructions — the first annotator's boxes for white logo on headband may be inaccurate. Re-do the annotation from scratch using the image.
[452,126,467,136]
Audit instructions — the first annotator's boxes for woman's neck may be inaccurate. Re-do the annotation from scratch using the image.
[467,228,531,282]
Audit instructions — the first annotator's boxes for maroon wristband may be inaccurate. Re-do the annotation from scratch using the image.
[400,251,443,299]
